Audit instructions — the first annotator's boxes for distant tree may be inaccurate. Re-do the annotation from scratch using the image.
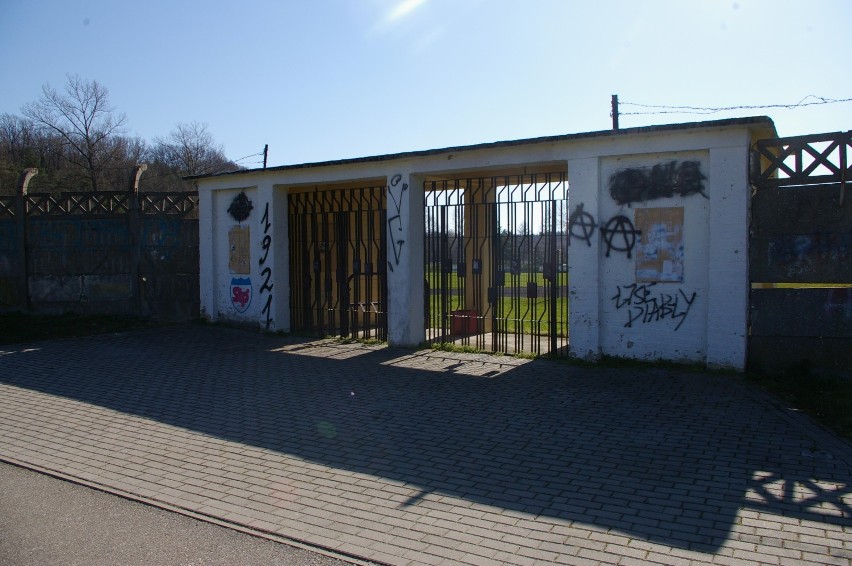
[0,113,66,193]
[22,74,127,191]
[145,122,236,191]
[102,134,147,189]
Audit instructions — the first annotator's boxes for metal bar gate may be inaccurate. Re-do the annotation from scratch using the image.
[289,186,387,340]
[424,172,569,357]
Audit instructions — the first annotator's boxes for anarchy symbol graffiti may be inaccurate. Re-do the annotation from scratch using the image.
[600,215,641,258]
[569,203,596,247]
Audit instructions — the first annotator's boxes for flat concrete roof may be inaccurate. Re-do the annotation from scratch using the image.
[188,116,776,181]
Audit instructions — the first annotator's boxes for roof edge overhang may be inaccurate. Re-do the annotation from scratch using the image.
[187,116,776,181]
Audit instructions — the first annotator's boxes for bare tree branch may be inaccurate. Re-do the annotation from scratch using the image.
[22,74,126,191]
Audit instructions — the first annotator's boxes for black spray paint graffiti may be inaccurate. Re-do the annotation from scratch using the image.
[387,174,408,273]
[569,203,641,258]
[227,191,253,222]
[612,283,697,331]
[600,215,641,258]
[609,161,707,206]
[259,202,273,329]
[568,203,596,246]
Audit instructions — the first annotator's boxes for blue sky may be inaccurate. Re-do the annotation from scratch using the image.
[1,0,850,168]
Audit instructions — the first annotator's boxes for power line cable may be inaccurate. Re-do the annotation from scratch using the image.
[619,95,852,116]
[233,151,264,164]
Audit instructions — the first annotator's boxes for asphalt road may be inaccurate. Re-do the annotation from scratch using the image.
[0,461,353,566]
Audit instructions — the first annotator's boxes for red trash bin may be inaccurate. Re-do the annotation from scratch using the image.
[451,309,478,336]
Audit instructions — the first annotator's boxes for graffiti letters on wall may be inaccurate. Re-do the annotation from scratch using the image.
[609,161,707,206]
[612,283,697,331]
[387,174,407,273]
[259,202,273,329]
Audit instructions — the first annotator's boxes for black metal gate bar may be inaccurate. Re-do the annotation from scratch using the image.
[289,186,387,339]
[425,172,568,357]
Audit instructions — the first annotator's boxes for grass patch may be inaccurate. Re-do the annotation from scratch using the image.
[430,342,498,355]
[747,369,852,441]
[0,312,161,345]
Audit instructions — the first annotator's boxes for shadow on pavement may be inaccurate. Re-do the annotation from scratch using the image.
[0,325,849,553]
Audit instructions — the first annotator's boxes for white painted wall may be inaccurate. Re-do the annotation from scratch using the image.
[199,180,290,331]
[564,128,758,369]
[705,137,751,368]
[205,186,263,325]
[196,119,772,369]
[386,171,425,345]
[564,157,601,361]
[597,151,711,364]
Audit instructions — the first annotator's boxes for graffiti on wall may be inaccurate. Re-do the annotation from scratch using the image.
[768,232,852,279]
[568,203,596,246]
[600,215,642,258]
[387,174,408,273]
[612,282,697,331]
[569,203,642,258]
[635,207,685,282]
[825,288,852,320]
[259,202,273,328]
[231,277,252,312]
[609,161,707,206]
[227,191,254,222]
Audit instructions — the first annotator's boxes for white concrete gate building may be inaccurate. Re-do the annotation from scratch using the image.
[194,117,776,370]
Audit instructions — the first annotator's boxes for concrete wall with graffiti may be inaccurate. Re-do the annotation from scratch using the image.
[200,181,288,330]
[567,130,752,368]
[196,117,770,369]
[598,153,711,362]
[202,187,260,323]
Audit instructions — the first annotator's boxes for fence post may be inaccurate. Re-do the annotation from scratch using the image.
[16,168,37,312]
[129,164,147,316]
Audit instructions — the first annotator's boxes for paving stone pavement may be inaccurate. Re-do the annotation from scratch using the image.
[0,324,850,566]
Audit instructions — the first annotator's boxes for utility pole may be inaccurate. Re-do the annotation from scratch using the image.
[611,94,619,130]
[263,144,268,169]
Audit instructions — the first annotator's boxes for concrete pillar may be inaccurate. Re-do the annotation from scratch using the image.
[18,168,37,195]
[198,188,216,320]
[128,164,146,316]
[16,168,37,311]
[129,164,147,192]
[256,181,290,331]
[386,171,425,346]
[706,140,750,370]
[566,157,601,361]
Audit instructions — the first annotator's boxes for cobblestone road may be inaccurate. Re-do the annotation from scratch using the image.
[0,325,849,565]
